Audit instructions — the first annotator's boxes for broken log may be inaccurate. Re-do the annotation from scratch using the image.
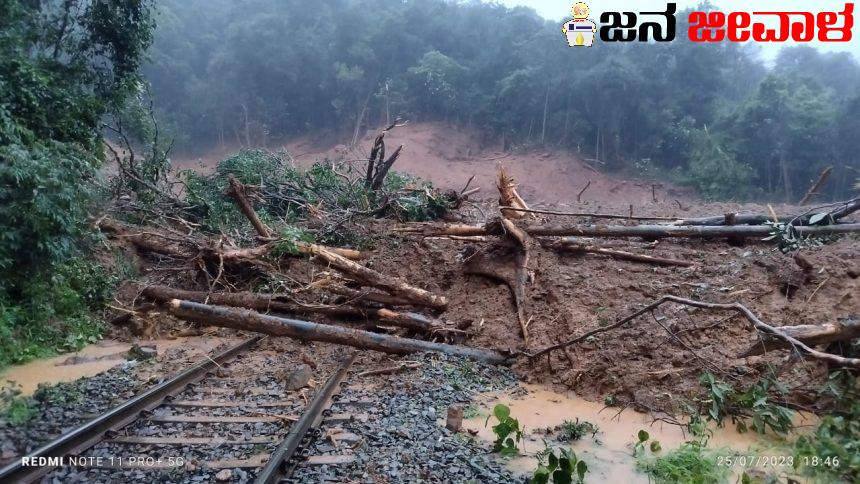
[677,197,859,226]
[499,206,676,221]
[166,300,508,364]
[497,166,531,219]
[400,221,860,240]
[548,239,694,267]
[98,218,363,261]
[141,285,438,332]
[220,242,363,261]
[799,166,833,205]
[322,284,414,307]
[500,218,532,345]
[307,245,448,311]
[739,320,860,357]
[227,175,270,238]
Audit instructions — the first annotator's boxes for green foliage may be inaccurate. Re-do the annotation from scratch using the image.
[699,373,794,435]
[182,150,448,242]
[557,418,599,443]
[270,226,315,257]
[636,440,729,484]
[762,222,827,254]
[791,370,859,482]
[146,0,859,201]
[683,129,753,200]
[0,383,36,425]
[531,446,588,484]
[383,173,450,222]
[0,0,155,365]
[484,404,524,456]
[0,259,115,368]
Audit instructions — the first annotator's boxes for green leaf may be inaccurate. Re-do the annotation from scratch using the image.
[493,404,511,421]
[531,467,550,484]
[552,469,573,484]
[638,429,650,442]
[548,452,558,471]
[650,440,662,452]
[808,213,828,225]
[576,460,588,482]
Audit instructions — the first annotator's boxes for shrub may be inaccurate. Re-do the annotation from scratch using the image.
[699,372,794,435]
[485,404,524,456]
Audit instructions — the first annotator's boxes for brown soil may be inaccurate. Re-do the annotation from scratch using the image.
[173,121,688,205]
[359,199,859,413]
[153,123,859,413]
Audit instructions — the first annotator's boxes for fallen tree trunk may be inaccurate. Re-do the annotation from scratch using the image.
[99,218,363,261]
[307,245,448,311]
[227,175,271,238]
[321,284,415,307]
[677,197,859,226]
[548,239,694,267]
[400,221,860,240]
[739,320,860,357]
[141,285,438,332]
[220,242,363,261]
[166,300,508,364]
[500,218,532,345]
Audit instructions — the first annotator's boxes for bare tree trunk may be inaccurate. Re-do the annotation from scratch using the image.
[541,83,549,146]
[780,151,792,202]
[739,320,860,357]
[799,166,833,205]
[351,93,372,147]
[241,103,251,148]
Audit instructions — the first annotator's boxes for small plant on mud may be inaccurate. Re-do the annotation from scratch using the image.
[699,373,794,435]
[636,439,728,484]
[557,418,599,442]
[0,383,36,424]
[762,221,827,253]
[485,404,524,456]
[531,446,588,484]
[603,394,618,407]
[632,429,662,457]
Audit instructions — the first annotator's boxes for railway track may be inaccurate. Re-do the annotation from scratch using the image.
[0,336,370,483]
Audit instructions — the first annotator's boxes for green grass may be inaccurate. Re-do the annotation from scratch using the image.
[0,384,36,424]
[636,441,729,484]
[557,418,599,442]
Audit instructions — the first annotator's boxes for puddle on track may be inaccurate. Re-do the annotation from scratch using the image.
[462,384,816,483]
[0,337,232,396]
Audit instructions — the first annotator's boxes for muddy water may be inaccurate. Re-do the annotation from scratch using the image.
[462,384,815,482]
[0,337,230,396]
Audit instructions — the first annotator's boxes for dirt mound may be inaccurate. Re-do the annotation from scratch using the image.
[174,122,685,205]
[364,199,859,413]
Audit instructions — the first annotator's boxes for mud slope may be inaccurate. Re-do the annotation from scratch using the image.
[174,122,683,205]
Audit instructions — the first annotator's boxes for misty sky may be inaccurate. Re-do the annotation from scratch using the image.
[496,0,860,61]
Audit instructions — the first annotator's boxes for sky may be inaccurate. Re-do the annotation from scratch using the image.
[495,0,860,62]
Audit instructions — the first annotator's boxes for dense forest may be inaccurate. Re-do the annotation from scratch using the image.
[144,0,860,201]
[1,0,155,364]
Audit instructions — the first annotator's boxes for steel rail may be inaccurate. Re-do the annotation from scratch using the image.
[0,335,264,483]
[255,352,356,484]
